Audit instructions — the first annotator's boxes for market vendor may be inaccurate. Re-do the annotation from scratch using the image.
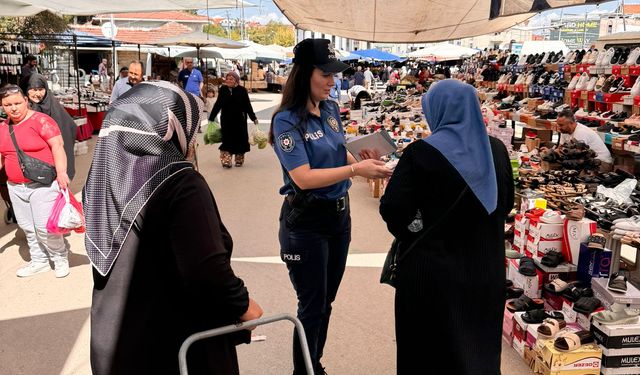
[348,84,371,110]
[556,109,613,171]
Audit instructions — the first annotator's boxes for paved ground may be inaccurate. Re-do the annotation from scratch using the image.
[0,92,530,374]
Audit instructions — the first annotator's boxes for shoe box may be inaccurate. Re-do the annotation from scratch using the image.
[592,320,640,374]
[543,290,566,311]
[516,214,530,233]
[562,219,597,265]
[514,233,526,254]
[528,235,563,262]
[592,278,640,310]
[533,356,600,375]
[503,305,515,345]
[508,258,541,298]
[529,221,564,242]
[513,312,540,358]
[538,340,602,374]
[577,245,612,283]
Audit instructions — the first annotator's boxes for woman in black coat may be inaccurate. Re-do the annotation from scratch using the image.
[380,80,514,375]
[209,71,258,168]
[83,81,263,375]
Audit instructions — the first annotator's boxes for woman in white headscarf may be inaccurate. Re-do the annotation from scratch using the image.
[84,81,263,375]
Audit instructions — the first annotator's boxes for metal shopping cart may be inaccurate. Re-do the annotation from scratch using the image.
[178,313,313,375]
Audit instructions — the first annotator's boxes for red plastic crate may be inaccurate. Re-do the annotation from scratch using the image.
[634,96,640,106]
[588,91,595,101]
[571,91,581,99]
[602,93,626,103]
[631,66,640,75]
[564,65,572,73]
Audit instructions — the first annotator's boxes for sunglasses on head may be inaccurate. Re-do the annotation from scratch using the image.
[0,85,23,98]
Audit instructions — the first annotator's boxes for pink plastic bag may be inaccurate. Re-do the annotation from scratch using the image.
[46,189,85,234]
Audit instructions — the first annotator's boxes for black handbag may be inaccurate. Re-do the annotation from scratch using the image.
[8,123,57,185]
[380,186,468,288]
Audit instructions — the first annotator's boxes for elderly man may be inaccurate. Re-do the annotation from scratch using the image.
[178,58,204,97]
[353,66,365,86]
[556,109,613,172]
[110,60,143,103]
[363,66,374,91]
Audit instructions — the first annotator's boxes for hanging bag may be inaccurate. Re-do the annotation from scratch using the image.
[8,123,57,185]
[380,186,468,288]
[46,188,85,234]
[203,121,222,145]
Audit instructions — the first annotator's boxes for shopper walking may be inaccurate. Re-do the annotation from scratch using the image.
[269,38,392,374]
[363,67,374,91]
[380,79,513,375]
[178,57,204,98]
[209,72,258,168]
[26,73,77,180]
[84,81,263,375]
[0,85,70,278]
[353,66,365,86]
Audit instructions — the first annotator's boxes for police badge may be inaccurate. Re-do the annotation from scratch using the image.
[278,132,295,152]
[327,116,340,133]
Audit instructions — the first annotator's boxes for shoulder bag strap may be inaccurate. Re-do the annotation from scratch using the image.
[396,185,469,264]
[7,123,28,165]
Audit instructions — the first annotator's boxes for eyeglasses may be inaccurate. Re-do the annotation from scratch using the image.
[0,85,22,99]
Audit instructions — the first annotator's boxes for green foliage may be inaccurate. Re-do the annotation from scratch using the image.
[247,21,294,47]
[0,11,70,37]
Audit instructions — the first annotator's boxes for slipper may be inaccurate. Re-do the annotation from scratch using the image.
[562,286,593,303]
[507,295,545,313]
[522,309,564,324]
[519,257,537,277]
[593,308,640,325]
[544,279,575,294]
[541,251,564,267]
[573,297,602,314]
[537,318,567,338]
[587,233,607,250]
[554,330,594,352]
[608,272,628,293]
[506,287,524,300]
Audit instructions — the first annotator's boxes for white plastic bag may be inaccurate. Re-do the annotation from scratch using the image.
[58,189,84,229]
[248,123,257,146]
[597,178,637,205]
[253,125,268,149]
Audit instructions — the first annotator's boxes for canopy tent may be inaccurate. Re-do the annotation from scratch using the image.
[174,48,223,59]
[239,40,287,61]
[0,0,255,16]
[405,43,479,61]
[489,0,614,19]
[267,44,293,58]
[156,31,245,50]
[351,49,401,61]
[211,47,257,60]
[272,0,604,43]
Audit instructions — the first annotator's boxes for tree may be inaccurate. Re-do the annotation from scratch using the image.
[0,11,71,37]
[246,21,294,46]
[204,23,229,38]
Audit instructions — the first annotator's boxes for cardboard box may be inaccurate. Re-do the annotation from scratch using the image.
[577,246,613,283]
[508,258,541,298]
[592,320,640,350]
[530,221,564,242]
[592,278,640,309]
[513,331,527,358]
[540,340,602,373]
[503,306,515,345]
[601,346,640,370]
[601,365,640,374]
[515,214,530,234]
[543,289,566,311]
[528,237,563,261]
[562,219,597,265]
[535,357,600,375]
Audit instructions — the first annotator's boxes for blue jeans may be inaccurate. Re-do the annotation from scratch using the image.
[279,198,351,374]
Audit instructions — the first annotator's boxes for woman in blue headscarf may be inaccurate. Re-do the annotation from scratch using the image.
[380,79,514,374]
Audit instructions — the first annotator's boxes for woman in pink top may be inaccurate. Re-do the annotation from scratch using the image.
[0,85,69,278]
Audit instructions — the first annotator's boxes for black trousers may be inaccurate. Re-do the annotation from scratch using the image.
[278,198,351,374]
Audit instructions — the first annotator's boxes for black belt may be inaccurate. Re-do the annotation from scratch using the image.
[286,194,349,212]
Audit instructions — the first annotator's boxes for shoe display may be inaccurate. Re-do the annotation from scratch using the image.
[16,261,51,277]
[607,272,628,293]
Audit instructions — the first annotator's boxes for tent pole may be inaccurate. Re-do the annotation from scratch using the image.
[112,40,116,89]
[138,44,141,61]
[74,34,81,111]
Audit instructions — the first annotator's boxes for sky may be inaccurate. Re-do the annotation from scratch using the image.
[200,0,640,28]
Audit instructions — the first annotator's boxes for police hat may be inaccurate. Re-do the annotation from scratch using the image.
[293,38,349,74]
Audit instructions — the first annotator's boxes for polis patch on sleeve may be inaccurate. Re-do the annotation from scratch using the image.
[327,116,340,133]
[278,132,295,152]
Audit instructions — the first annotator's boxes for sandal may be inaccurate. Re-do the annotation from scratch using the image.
[608,272,628,293]
[537,318,567,338]
[544,279,575,294]
[562,286,593,303]
[522,309,564,324]
[554,330,594,352]
[587,233,606,250]
[573,296,602,314]
[592,308,640,325]
[541,251,564,267]
[507,294,545,313]
[519,257,537,277]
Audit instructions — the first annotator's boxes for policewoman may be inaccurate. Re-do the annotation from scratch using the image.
[269,39,392,374]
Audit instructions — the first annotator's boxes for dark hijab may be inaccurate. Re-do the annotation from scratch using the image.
[83,81,202,276]
[27,74,77,179]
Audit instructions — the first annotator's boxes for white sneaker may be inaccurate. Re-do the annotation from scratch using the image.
[575,73,590,91]
[567,74,580,90]
[54,259,70,278]
[587,76,598,91]
[16,261,51,277]
[588,50,599,64]
[574,108,589,117]
[626,47,640,66]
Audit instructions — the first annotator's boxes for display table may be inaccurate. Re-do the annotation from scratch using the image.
[65,107,93,141]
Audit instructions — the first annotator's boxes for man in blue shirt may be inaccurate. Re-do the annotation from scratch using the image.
[178,58,204,97]
[329,74,341,103]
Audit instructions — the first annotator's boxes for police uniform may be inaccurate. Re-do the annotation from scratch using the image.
[273,99,351,373]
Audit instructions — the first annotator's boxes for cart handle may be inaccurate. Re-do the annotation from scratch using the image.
[178,313,314,375]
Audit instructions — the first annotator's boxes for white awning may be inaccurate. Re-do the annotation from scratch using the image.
[519,40,569,56]
[406,43,479,61]
[273,0,533,43]
[0,0,254,16]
